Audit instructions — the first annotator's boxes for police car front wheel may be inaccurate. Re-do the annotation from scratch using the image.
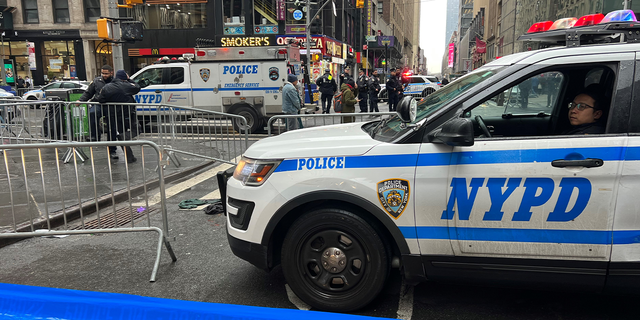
[281,208,389,312]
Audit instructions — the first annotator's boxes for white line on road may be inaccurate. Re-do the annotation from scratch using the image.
[285,284,312,311]
[133,158,238,208]
[397,279,414,320]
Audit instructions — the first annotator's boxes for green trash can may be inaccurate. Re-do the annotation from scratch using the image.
[69,90,89,139]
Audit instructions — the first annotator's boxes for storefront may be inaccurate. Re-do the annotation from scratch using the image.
[275,35,345,82]
[2,30,85,86]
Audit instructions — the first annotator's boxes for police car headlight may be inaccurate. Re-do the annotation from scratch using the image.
[233,157,281,186]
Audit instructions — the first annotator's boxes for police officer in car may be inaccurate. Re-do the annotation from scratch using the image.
[79,65,113,145]
[357,69,369,112]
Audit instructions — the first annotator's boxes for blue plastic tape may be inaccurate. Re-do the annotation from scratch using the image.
[0,283,393,320]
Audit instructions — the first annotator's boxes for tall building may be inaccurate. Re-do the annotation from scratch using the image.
[444,0,459,47]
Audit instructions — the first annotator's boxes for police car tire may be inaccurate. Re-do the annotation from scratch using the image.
[281,208,389,312]
[27,96,39,109]
[232,105,260,134]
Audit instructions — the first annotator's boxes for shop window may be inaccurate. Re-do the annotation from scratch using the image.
[42,41,76,81]
[84,0,101,22]
[53,0,70,23]
[285,0,305,26]
[10,42,27,56]
[223,0,245,34]
[23,0,39,24]
[128,3,207,29]
[253,0,277,28]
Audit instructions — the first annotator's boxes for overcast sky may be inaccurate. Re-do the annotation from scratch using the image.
[419,0,447,74]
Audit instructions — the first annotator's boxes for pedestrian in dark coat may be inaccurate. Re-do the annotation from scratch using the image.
[79,65,113,143]
[97,69,141,163]
[315,69,337,114]
[357,69,369,112]
[387,69,401,111]
[368,70,381,112]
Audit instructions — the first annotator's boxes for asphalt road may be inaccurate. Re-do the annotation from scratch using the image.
[0,162,638,319]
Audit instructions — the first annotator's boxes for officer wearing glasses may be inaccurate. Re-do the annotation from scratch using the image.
[564,91,605,134]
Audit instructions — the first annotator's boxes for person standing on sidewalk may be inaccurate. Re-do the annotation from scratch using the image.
[368,70,381,113]
[79,65,113,145]
[387,68,401,111]
[97,70,141,163]
[340,79,359,123]
[315,69,337,114]
[357,69,369,113]
[282,74,302,131]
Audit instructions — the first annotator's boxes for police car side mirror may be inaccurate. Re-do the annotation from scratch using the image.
[396,96,417,123]
[428,118,474,147]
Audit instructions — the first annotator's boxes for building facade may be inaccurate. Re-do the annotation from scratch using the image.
[7,0,111,85]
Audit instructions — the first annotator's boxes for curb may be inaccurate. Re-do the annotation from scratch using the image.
[0,160,216,248]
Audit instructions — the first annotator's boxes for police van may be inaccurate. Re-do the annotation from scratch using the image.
[130,45,302,133]
[220,10,640,312]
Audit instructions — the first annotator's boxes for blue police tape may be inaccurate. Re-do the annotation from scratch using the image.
[0,283,393,320]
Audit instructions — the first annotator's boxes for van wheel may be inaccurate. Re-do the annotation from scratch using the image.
[232,106,260,134]
[281,208,389,312]
[421,88,435,98]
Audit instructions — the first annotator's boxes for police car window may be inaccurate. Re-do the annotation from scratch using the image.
[62,83,75,88]
[471,72,564,120]
[137,68,163,85]
[167,67,184,85]
[371,66,506,141]
[410,77,424,84]
[584,69,604,87]
[46,83,61,89]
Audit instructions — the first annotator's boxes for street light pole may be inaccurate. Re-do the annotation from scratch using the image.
[109,0,124,71]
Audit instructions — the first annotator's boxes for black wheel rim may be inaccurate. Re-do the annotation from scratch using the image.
[236,111,254,130]
[297,228,367,294]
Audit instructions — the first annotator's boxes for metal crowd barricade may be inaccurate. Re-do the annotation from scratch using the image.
[0,99,71,144]
[139,104,249,165]
[0,141,177,282]
[266,112,397,136]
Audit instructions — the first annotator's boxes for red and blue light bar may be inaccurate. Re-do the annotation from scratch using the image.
[527,9,638,34]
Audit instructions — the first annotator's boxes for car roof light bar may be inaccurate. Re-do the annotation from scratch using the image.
[600,9,637,23]
[527,21,553,33]
[574,13,604,27]
[549,17,578,30]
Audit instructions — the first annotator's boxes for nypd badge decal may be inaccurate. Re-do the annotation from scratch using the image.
[200,68,211,82]
[269,67,279,81]
[377,179,410,219]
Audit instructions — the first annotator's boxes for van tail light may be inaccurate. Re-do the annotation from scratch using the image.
[278,49,288,55]
[527,21,553,33]
[196,51,205,56]
[574,13,605,27]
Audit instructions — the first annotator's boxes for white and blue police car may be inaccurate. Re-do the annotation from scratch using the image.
[220,10,640,312]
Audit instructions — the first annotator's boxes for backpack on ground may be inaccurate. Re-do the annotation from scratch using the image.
[333,91,344,113]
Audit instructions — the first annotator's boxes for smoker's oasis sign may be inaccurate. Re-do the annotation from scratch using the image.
[216,35,277,47]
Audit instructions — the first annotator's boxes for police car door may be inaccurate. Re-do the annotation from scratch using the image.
[133,66,165,115]
[163,65,191,107]
[444,54,632,269]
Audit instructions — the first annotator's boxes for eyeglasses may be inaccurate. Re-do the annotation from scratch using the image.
[568,101,595,111]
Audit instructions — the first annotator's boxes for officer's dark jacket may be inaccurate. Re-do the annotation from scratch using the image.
[97,79,141,104]
[386,77,401,95]
[357,75,369,92]
[79,76,112,102]
[368,76,381,92]
[315,74,337,95]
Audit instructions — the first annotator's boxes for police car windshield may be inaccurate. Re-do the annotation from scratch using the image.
[374,66,505,141]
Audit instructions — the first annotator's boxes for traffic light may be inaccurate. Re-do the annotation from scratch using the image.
[356,0,364,8]
[97,18,114,40]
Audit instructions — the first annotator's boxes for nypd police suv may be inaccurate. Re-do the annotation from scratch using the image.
[221,10,640,312]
